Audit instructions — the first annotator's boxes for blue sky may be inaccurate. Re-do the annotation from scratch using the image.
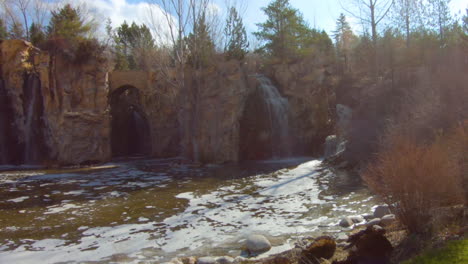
[84,0,467,37]
[123,0,467,32]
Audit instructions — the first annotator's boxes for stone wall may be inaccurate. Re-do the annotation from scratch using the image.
[1,40,334,165]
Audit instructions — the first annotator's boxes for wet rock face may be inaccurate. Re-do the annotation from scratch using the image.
[267,63,336,156]
[0,79,22,164]
[179,61,253,163]
[110,86,151,157]
[0,40,111,165]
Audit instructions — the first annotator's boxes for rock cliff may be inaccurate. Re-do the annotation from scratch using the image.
[1,40,335,165]
[0,40,111,165]
[268,62,336,155]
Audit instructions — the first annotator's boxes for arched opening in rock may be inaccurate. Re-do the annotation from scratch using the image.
[110,85,151,157]
[239,75,291,160]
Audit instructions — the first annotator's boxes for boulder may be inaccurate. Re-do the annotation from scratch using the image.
[362,214,374,221]
[336,104,353,133]
[197,257,217,264]
[373,205,391,218]
[324,135,338,158]
[336,225,393,264]
[339,217,354,228]
[336,233,349,242]
[300,236,336,264]
[366,218,381,227]
[182,257,197,264]
[245,235,271,254]
[381,214,397,226]
[215,256,234,264]
[169,258,184,264]
[349,215,364,224]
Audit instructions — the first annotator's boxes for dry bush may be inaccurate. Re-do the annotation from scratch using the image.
[363,127,466,234]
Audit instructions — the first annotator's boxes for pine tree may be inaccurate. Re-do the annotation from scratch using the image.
[333,14,356,72]
[254,0,312,61]
[47,4,91,41]
[0,19,7,40]
[426,0,453,43]
[224,7,249,60]
[462,9,468,35]
[187,13,215,68]
[114,21,156,70]
[30,23,45,46]
[9,22,25,39]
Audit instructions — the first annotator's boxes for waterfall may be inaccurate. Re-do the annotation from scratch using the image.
[130,109,148,156]
[23,75,42,164]
[255,75,291,158]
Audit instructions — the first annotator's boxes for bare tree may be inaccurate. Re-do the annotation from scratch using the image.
[148,0,214,162]
[392,0,423,47]
[341,0,393,77]
[1,0,24,39]
[31,0,52,29]
[341,0,394,47]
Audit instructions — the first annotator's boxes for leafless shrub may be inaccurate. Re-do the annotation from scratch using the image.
[363,125,466,234]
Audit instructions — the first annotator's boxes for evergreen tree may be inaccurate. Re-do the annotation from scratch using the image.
[187,13,215,68]
[463,9,468,35]
[254,0,312,61]
[333,14,356,72]
[114,21,156,70]
[47,4,92,41]
[0,19,7,40]
[30,23,45,46]
[426,0,452,43]
[224,6,249,60]
[9,22,25,39]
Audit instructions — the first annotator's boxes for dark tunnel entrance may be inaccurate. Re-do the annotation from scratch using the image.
[110,85,151,157]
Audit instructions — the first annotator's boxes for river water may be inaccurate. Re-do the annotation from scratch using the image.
[0,158,377,263]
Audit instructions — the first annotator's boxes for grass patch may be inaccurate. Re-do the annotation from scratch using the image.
[402,239,468,264]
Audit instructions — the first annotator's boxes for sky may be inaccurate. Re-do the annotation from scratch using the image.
[6,0,465,39]
[91,0,467,35]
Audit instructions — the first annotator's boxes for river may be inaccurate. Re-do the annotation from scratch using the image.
[0,157,377,263]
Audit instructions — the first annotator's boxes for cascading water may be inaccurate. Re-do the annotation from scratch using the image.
[22,75,43,164]
[240,75,292,160]
[130,109,148,156]
[255,75,291,158]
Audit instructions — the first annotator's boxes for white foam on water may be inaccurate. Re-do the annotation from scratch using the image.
[7,196,29,203]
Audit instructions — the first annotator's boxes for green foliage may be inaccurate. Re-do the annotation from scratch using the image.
[30,23,45,46]
[74,38,105,65]
[333,14,357,72]
[187,13,215,68]
[113,21,156,70]
[403,239,468,264]
[0,19,7,40]
[9,22,25,39]
[254,0,313,61]
[47,4,92,41]
[464,9,468,34]
[224,7,249,60]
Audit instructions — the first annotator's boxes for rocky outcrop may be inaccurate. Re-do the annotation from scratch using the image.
[1,40,336,165]
[179,61,255,163]
[0,40,111,165]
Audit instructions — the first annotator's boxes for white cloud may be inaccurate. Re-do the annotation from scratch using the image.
[63,0,177,44]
